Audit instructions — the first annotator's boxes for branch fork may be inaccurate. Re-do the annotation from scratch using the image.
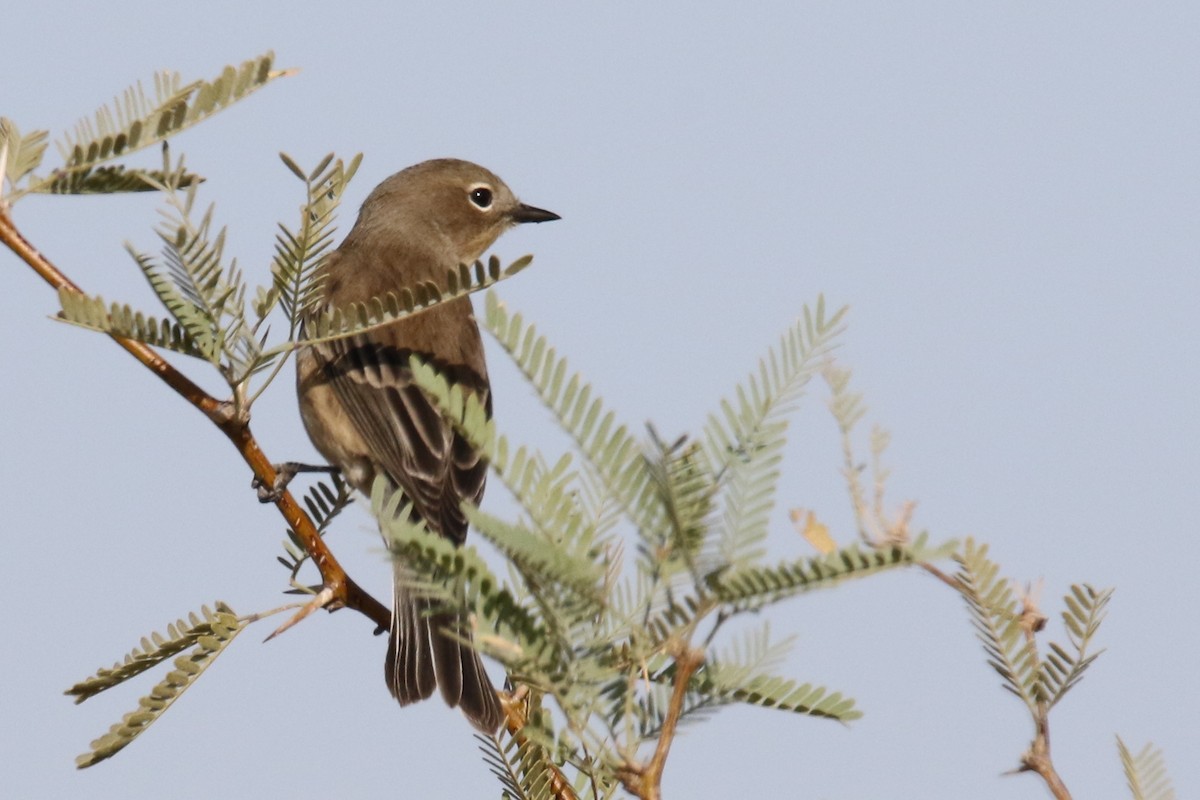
[617,643,704,800]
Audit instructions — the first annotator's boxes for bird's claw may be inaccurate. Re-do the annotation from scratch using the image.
[252,467,294,503]
[252,462,340,503]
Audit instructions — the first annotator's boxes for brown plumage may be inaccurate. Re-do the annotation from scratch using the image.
[297,159,558,733]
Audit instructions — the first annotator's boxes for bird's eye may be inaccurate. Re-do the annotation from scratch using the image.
[469,186,494,209]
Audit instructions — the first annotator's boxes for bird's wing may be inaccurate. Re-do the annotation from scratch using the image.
[313,327,489,545]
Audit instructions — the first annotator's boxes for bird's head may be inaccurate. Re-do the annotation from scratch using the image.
[353,158,559,265]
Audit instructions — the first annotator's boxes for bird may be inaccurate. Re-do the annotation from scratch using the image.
[296,159,559,733]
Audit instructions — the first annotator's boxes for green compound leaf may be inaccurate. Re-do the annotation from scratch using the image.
[67,603,244,768]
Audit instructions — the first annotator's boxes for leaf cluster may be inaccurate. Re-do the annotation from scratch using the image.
[955,539,1112,717]
[2,53,281,202]
[65,603,244,768]
[1117,737,1176,800]
[51,149,364,410]
[375,292,955,795]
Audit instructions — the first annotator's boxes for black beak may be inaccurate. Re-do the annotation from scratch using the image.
[512,203,561,224]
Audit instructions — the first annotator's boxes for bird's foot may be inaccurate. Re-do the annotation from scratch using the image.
[253,462,341,503]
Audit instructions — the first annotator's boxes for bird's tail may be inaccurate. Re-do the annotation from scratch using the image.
[385,562,505,733]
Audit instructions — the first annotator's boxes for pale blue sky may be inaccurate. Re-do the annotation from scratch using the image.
[3,3,1196,798]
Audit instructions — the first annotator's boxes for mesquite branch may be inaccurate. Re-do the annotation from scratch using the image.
[0,207,391,632]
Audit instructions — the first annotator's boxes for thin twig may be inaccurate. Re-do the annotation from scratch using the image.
[918,560,959,590]
[501,686,580,800]
[1022,716,1072,800]
[1015,589,1070,799]
[616,644,703,800]
[0,209,391,633]
[236,600,307,625]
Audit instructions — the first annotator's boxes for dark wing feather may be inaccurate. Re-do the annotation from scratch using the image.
[312,330,488,544]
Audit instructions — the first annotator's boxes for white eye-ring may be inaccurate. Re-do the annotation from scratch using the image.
[468,184,494,210]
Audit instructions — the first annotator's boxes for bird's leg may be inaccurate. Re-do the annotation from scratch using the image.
[253,461,341,503]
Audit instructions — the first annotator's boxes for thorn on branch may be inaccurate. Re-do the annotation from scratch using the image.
[264,585,337,641]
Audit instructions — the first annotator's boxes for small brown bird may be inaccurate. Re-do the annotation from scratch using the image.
[296,159,559,732]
